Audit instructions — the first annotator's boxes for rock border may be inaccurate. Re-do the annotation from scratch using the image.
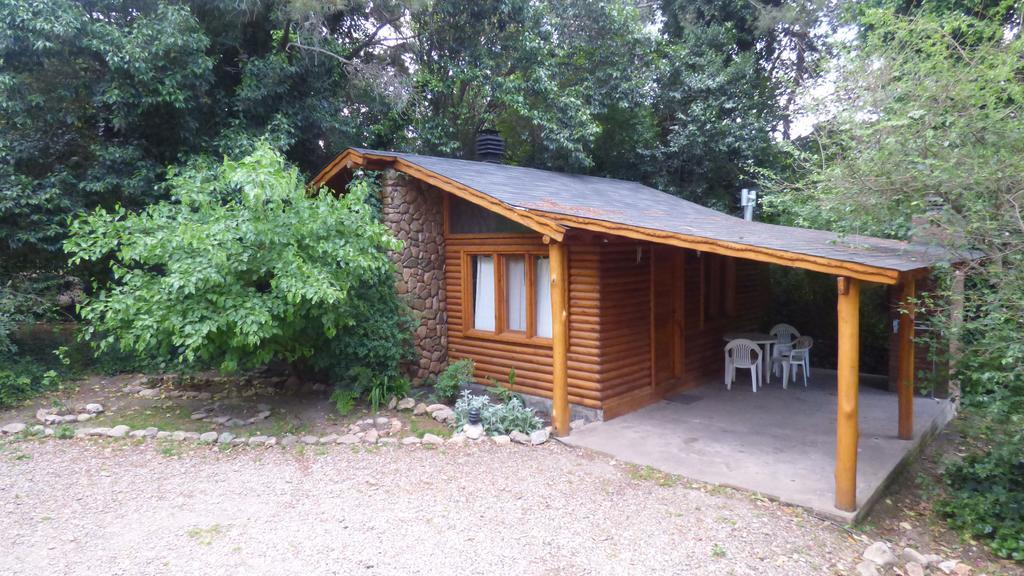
[1,396,552,450]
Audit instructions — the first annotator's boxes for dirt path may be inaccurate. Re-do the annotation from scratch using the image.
[0,439,864,576]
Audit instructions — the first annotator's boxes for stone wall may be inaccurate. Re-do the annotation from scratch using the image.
[380,170,447,384]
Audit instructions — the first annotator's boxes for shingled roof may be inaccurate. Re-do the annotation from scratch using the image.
[313,148,967,284]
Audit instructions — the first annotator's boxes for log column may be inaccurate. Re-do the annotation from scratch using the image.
[897,277,916,440]
[835,276,861,512]
[549,240,570,436]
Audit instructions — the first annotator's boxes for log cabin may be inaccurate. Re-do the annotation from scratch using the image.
[311,145,966,512]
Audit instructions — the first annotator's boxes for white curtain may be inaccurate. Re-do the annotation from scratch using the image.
[506,256,527,331]
[473,255,495,331]
[534,256,552,338]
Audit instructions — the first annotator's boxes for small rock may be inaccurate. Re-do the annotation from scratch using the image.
[61,415,79,424]
[389,420,403,435]
[363,429,379,444]
[190,412,208,421]
[280,435,297,447]
[156,431,171,439]
[422,433,444,445]
[199,431,218,443]
[225,418,246,428]
[319,434,339,445]
[106,425,131,438]
[492,435,511,446]
[401,436,421,445]
[171,431,187,441]
[1,422,26,435]
[264,437,277,447]
[529,428,550,445]
[905,562,925,576]
[301,435,319,445]
[129,430,147,438]
[231,437,246,445]
[254,411,271,420]
[209,416,230,425]
[464,423,484,440]
[87,427,111,437]
[448,433,466,445]
[425,403,448,414]
[183,432,200,441]
[29,425,44,435]
[413,403,428,416]
[142,427,159,438]
[195,392,213,400]
[374,416,389,427]
[248,435,269,446]
[855,560,880,576]
[43,428,53,437]
[937,561,958,575]
[431,409,455,424]
[217,432,235,444]
[138,388,160,398]
[379,437,398,445]
[396,398,416,411]
[35,409,50,422]
[863,542,897,568]
[337,434,359,445]
[387,396,398,410]
[77,413,93,422]
[902,548,927,566]
[85,403,104,414]
[953,563,972,575]
[509,431,530,444]
[923,554,944,567]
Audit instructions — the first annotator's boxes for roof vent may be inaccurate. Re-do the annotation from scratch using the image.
[475,129,505,164]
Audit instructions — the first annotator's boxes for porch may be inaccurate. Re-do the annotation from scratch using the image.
[561,369,954,523]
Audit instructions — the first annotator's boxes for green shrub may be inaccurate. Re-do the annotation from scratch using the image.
[453,391,542,436]
[330,367,411,416]
[0,359,63,409]
[54,425,75,440]
[65,144,404,377]
[435,359,474,401]
[937,437,1024,560]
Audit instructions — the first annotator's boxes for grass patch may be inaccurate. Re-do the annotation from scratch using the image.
[711,543,727,558]
[409,418,451,439]
[186,524,224,546]
[628,465,679,487]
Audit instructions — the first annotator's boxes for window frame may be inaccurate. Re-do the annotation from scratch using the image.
[462,249,552,344]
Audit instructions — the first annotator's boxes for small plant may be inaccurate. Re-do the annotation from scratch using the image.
[434,359,474,401]
[54,425,75,440]
[186,524,224,546]
[453,390,542,436]
[330,388,357,416]
[711,543,727,558]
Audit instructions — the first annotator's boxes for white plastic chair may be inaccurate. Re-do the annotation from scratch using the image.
[724,339,762,392]
[773,336,813,388]
[769,323,801,382]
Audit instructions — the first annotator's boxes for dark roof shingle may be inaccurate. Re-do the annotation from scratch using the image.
[353,148,960,272]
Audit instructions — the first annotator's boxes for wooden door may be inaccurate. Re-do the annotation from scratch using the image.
[651,245,685,388]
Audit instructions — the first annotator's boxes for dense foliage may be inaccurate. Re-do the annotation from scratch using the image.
[763,8,1024,557]
[65,145,409,381]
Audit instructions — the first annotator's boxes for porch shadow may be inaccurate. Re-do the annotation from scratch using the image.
[560,369,954,523]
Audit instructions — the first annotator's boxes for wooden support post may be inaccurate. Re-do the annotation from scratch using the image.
[897,277,916,440]
[549,241,570,437]
[835,276,861,512]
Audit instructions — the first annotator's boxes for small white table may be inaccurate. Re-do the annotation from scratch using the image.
[723,332,776,385]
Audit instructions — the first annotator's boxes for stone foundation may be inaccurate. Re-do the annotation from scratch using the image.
[380,170,447,384]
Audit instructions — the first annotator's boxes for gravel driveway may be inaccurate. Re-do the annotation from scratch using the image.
[0,439,862,575]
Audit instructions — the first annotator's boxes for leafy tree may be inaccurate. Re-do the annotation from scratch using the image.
[761,9,1024,557]
[65,144,409,379]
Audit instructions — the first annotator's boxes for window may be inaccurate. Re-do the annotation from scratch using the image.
[505,256,527,332]
[472,255,495,331]
[467,252,551,340]
[702,253,736,322]
[534,256,552,338]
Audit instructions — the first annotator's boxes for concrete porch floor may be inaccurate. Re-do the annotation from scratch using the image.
[561,369,954,523]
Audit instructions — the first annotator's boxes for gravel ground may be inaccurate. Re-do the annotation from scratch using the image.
[0,439,863,575]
